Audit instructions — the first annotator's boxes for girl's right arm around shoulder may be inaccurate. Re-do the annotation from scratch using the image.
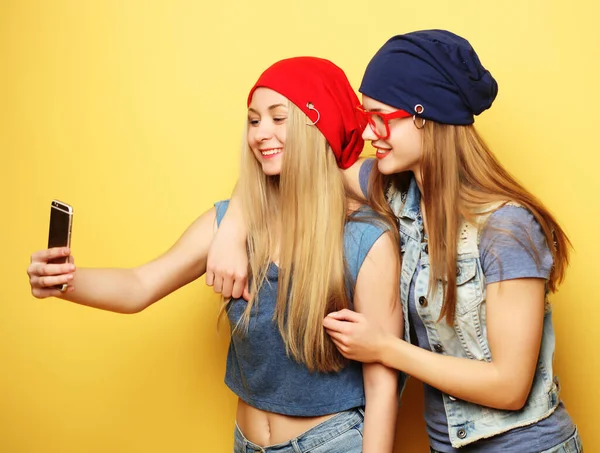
[206,185,250,300]
[27,207,218,314]
[204,161,375,299]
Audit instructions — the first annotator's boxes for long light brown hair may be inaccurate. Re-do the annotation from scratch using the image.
[369,122,570,325]
[236,102,398,372]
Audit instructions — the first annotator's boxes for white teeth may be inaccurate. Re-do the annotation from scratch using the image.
[261,149,282,156]
[376,149,390,154]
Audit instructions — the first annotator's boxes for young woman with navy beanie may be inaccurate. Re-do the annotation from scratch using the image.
[27,57,402,452]
[322,30,582,452]
[209,30,582,452]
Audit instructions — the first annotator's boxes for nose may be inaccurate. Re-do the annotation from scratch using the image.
[361,123,377,141]
[254,120,274,142]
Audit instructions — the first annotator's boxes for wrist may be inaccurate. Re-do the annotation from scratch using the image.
[377,333,394,365]
[219,221,247,243]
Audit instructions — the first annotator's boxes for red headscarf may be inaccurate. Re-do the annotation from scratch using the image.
[247,57,365,169]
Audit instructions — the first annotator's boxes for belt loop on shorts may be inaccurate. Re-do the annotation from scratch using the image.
[290,438,302,453]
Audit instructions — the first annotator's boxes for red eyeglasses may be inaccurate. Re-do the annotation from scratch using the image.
[356,105,423,139]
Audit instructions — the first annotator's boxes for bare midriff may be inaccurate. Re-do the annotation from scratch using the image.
[235,399,337,446]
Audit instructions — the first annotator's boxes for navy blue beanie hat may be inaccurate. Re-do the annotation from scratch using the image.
[359,30,498,125]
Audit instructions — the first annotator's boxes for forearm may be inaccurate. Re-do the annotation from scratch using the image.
[362,363,398,453]
[380,337,528,410]
[60,267,148,314]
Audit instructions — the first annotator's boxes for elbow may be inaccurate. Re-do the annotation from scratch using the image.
[124,270,156,314]
[483,365,534,411]
[121,305,145,315]
[110,303,144,315]
[126,297,154,314]
[501,391,529,411]
[114,295,153,314]
[492,381,531,411]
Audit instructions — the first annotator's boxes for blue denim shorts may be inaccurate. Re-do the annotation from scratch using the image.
[539,427,583,453]
[233,408,364,453]
[429,426,583,453]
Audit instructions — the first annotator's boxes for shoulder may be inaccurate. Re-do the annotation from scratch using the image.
[481,203,540,235]
[345,206,396,274]
[478,203,553,281]
[346,205,389,239]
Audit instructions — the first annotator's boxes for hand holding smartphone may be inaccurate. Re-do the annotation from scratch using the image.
[47,200,73,291]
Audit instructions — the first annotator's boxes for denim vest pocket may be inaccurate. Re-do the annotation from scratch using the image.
[455,258,483,315]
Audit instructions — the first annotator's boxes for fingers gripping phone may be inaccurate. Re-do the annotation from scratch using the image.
[47,200,73,290]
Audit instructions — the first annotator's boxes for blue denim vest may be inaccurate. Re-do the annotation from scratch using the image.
[390,177,561,448]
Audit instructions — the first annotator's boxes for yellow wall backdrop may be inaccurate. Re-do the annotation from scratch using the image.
[1,1,598,451]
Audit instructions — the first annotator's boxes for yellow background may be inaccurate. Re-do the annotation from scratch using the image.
[1,1,598,451]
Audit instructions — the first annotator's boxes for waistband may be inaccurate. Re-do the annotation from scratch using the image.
[234,407,364,452]
[540,426,583,453]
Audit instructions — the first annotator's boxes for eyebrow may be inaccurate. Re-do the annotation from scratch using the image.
[248,103,288,114]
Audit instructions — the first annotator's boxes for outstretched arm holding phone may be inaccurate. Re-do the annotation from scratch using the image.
[28,207,218,314]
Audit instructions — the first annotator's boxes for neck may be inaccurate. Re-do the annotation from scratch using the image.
[413,169,424,195]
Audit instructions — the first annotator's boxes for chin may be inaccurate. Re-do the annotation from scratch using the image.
[378,154,415,175]
[377,159,402,175]
[261,165,282,176]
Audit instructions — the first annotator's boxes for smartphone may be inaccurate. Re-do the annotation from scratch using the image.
[48,200,73,265]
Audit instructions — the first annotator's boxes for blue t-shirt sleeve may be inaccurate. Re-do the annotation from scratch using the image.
[480,205,553,284]
[356,222,387,273]
[214,200,230,227]
[344,209,388,289]
[358,158,376,199]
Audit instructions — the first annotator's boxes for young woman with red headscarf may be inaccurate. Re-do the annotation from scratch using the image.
[26,57,402,452]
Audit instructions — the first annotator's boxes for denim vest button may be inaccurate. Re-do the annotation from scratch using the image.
[457,429,467,439]
[456,267,461,276]
[418,296,428,307]
[424,244,429,254]
[434,344,444,353]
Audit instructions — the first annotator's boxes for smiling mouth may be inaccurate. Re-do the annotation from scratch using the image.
[374,147,392,159]
[260,148,283,157]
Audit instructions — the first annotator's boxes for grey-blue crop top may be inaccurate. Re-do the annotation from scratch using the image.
[215,200,387,416]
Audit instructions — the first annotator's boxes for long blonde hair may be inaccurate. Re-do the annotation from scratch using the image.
[370,122,570,325]
[236,103,352,372]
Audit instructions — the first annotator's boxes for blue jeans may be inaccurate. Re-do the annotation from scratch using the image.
[233,408,364,453]
[540,427,583,453]
[429,426,583,453]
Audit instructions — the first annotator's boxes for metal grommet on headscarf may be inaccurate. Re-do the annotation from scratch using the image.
[305,102,320,126]
[413,103,426,129]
